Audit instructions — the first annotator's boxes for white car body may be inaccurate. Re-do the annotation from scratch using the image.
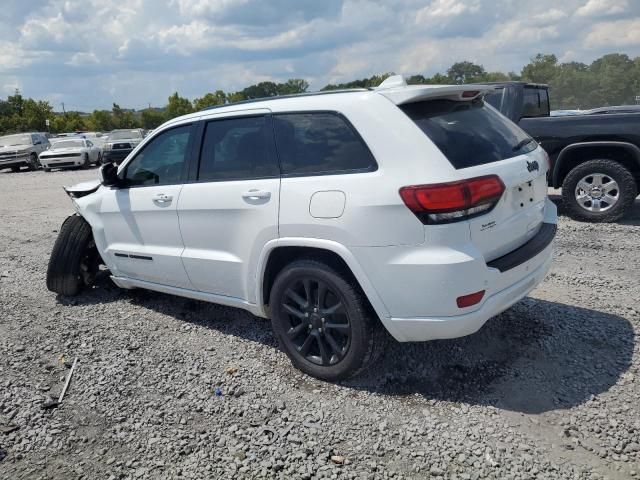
[67,79,556,343]
[40,138,101,169]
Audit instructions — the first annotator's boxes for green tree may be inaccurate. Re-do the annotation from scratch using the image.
[321,73,394,91]
[50,112,87,133]
[165,92,193,120]
[87,110,114,131]
[521,54,558,84]
[111,103,136,128]
[590,53,636,106]
[447,61,486,83]
[193,90,227,110]
[279,78,309,95]
[140,108,166,129]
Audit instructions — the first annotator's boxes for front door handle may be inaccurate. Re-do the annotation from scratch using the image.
[242,190,271,201]
[153,193,173,203]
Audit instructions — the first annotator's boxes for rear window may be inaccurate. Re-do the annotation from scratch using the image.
[273,112,377,176]
[522,88,550,117]
[400,99,536,169]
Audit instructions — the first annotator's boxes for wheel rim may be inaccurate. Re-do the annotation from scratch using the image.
[574,173,619,213]
[279,277,351,367]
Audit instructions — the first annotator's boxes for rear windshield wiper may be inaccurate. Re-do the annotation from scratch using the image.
[513,137,535,152]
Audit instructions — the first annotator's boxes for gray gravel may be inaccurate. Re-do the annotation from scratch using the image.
[0,168,639,480]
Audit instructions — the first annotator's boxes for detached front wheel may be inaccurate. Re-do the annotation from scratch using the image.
[269,260,385,381]
[47,215,101,296]
[562,159,637,222]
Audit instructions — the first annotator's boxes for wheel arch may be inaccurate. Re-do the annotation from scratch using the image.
[552,141,640,188]
[256,239,390,324]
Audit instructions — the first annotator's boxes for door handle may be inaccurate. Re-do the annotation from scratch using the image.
[242,190,271,200]
[153,193,173,203]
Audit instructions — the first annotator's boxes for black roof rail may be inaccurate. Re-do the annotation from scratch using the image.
[200,88,368,112]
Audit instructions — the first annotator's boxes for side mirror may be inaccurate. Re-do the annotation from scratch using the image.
[99,163,119,187]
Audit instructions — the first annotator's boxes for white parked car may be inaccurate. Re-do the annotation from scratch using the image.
[39,138,101,171]
[46,77,557,380]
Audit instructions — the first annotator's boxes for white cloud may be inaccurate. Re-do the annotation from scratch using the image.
[0,0,639,110]
[576,0,628,17]
[585,18,640,47]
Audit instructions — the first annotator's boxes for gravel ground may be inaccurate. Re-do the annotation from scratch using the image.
[0,168,639,480]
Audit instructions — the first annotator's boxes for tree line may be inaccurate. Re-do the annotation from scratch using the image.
[1,52,639,135]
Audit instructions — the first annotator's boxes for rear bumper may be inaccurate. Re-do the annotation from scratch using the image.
[384,244,553,341]
[351,198,557,342]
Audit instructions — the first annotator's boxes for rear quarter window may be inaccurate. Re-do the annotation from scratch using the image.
[400,99,537,169]
[273,112,377,176]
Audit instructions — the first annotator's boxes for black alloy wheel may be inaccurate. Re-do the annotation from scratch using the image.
[279,276,351,366]
[269,260,386,381]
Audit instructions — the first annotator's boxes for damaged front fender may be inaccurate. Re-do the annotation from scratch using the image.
[63,179,101,199]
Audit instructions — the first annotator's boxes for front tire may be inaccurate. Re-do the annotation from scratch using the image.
[82,153,90,168]
[47,215,101,296]
[269,260,385,381]
[10,166,20,172]
[562,159,637,222]
[27,153,40,171]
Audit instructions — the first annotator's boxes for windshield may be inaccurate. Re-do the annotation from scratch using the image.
[108,130,142,141]
[400,99,537,169]
[0,134,31,147]
[52,140,83,149]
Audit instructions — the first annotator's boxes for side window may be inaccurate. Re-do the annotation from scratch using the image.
[197,115,278,181]
[122,125,191,187]
[86,140,93,147]
[273,112,376,176]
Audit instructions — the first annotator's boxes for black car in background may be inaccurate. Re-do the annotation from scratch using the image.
[483,82,640,222]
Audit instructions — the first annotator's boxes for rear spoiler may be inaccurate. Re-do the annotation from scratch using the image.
[375,75,496,105]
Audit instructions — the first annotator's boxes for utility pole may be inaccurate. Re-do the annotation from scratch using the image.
[61,102,66,114]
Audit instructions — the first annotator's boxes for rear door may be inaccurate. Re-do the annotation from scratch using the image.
[399,97,550,261]
[177,112,280,301]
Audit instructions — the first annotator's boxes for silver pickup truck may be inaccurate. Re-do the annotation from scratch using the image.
[0,132,50,172]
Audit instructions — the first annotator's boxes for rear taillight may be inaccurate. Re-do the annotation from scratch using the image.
[399,175,505,224]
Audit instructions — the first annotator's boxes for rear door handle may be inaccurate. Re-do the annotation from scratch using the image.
[242,190,271,200]
[153,193,173,203]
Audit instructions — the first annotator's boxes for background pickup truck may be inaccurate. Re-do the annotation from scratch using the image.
[484,82,640,222]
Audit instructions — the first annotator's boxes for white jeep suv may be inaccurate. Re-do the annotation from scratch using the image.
[47,77,557,381]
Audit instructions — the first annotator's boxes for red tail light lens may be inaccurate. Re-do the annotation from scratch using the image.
[456,290,485,308]
[399,175,505,224]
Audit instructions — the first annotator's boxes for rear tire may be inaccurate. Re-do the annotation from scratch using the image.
[43,168,51,172]
[10,166,20,172]
[47,215,101,296]
[82,153,90,168]
[269,259,386,381]
[562,159,637,222]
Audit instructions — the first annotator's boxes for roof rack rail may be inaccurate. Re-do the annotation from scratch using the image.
[200,88,368,112]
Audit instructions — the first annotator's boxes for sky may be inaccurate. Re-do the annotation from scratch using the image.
[1,0,639,111]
